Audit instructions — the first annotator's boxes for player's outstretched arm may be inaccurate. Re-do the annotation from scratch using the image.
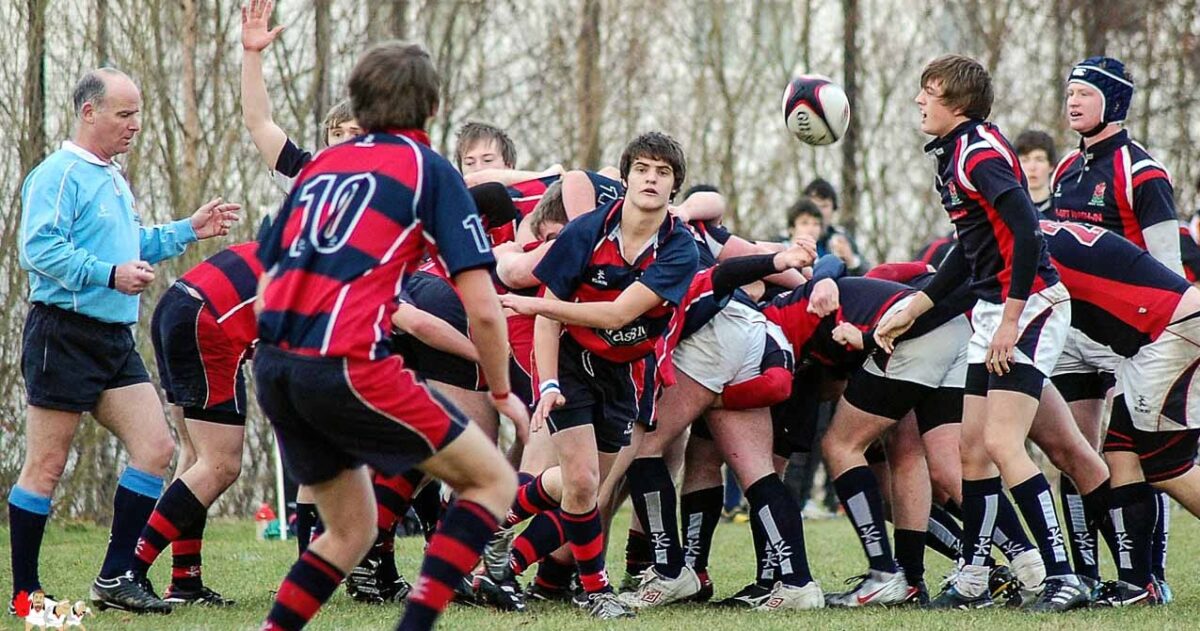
[495,240,551,289]
[391,303,480,362]
[718,234,807,289]
[241,0,288,169]
[455,267,529,441]
[500,282,663,330]
[464,165,563,188]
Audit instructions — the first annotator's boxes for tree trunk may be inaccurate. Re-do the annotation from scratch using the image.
[180,0,201,209]
[313,0,332,146]
[840,0,860,235]
[576,0,602,170]
[392,0,408,39]
[96,0,108,66]
[19,0,47,178]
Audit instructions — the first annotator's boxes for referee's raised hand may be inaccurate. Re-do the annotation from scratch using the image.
[190,197,243,239]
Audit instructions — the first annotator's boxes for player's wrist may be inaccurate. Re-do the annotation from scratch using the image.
[490,390,511,402]
[538,379,561,397]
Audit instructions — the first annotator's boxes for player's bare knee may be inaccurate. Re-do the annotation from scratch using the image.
[21,454,68,494]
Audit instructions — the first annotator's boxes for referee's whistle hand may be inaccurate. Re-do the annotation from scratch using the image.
[114,261,156,295]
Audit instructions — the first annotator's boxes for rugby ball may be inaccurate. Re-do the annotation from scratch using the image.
[782,75,851,145]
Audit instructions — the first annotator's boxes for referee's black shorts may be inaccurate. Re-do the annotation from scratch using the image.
[22,302,150,412]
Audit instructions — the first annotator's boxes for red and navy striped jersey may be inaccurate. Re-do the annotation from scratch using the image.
[1041,220,1190,357]
[257,129,495,360]
[925,120,1058,303]
[765,277,906,368]
[179,241,263,348]
[1049,131,1175,249]
[534,199,698,363]
[506,171,624,216]
[914,232,956,268]
[686,219,732,268]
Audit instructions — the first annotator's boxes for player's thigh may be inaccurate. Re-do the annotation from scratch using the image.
[428,380,498,441]
[1153,468,1200,519]
[822,395,897,468]
[640,372,714,456]
[420,419,514,490]
[707,407,774,488]
[94,382,173,464]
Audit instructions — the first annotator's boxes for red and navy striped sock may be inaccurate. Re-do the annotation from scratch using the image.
[132,479,206,577]
[398,500,498,631]
[510,511,566,575]
[262,550,344,631]
[374,470,423,532]
[534,554,574,591]
[562,506,609,594]
[170,510,207,592]
[506,474,560,527]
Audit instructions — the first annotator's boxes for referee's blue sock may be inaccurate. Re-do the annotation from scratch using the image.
[98,466,163,579]
[9,486,51,597]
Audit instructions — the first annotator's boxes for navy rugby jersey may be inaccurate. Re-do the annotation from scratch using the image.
[271,137,314,192]
[534,199,698,363]
[1049,130,1174,249]
[257,129,495,360]
[179,241,263,348]
[925,120,1058,303]
[1041,220,1190,357]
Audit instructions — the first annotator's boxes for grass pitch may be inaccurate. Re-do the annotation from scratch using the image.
[3,507,1199,630]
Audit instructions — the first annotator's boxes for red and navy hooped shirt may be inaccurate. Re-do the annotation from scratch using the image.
[179,241,263,349]
[534,198,698,364]
[1049,130,1175,250]
[1041,220,1190,357]
[765,277,912,369]
[257,129,495,361]
[925,120,1058,303]
[507,171,624,217]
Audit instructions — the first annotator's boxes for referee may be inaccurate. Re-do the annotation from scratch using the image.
[10,67,239,614]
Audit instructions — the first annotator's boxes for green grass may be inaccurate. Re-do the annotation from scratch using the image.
[3,509,1199,630]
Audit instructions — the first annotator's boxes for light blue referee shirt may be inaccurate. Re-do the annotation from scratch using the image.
[19,141,197,325]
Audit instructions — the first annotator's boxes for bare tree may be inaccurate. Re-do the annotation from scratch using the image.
[313,0,332,146]
[18,0,47,177]
[576,0,602,169]
[840,0,860,235]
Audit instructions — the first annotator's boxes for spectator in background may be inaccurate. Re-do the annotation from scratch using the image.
[1015,129,1057,215]
[803,178,869,275]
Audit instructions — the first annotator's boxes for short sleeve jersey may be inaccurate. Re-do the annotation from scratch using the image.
[924,120,1058,303]
[507,171,624,216]
[533,199,698,363]
[257,129,495,360]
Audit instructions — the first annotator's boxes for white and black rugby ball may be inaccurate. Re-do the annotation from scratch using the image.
[782,74,851,146]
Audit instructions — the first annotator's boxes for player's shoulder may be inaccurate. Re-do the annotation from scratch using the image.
[1125,140,1172,179]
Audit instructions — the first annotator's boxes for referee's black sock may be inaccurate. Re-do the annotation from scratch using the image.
[8,486,51,597]
[99,466,164,579]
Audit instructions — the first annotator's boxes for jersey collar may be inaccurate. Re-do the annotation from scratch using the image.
[382,128,431,146]
[922,118,980,158]
[1080,129,1128,163]
[62,140,120,169]
[602,199,679,264]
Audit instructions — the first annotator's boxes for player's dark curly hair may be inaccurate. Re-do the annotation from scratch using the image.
[619,132,687,199]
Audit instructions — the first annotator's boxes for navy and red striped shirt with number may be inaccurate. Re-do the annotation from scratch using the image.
[507,171,623,217]
[1040,220,1190,357]
[534,199,698,364]
[1049,130,1175,249]
[257,129,495,361]
[179,241,263,349]
[925,120,1058,303]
